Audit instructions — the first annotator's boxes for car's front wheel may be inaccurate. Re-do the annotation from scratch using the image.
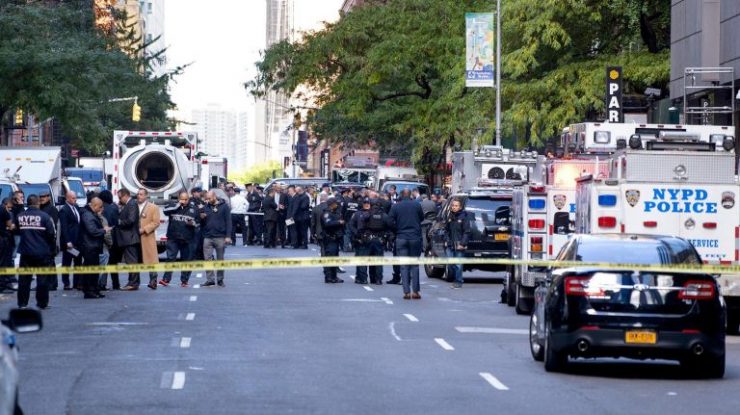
[530,313,544,361]
[423,249,445,279]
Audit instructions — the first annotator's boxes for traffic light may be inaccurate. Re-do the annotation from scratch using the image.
[132,102,141,122]
[14,109,23,126]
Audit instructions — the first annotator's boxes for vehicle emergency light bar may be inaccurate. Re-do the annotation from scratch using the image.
[474,145,539,160]
[476,178,525,188]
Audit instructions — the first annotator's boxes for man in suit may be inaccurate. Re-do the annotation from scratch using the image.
[58,191,82,290]
[262,188,279,248]
[286,185,298,247]
[246,183,264,245]
[293,186,311,249]
[275,185,289,248]
[79,197,109,299]
[117,189,142,291]
[137,188,161,290]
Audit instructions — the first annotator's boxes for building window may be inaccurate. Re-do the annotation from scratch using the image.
[148,2,153,14]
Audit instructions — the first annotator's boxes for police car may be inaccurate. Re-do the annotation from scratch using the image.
[0,309,43,415]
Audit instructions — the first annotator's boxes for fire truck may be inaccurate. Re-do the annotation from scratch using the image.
[574,127,739,332]
[451,145,540,193]
[112,130,201,252]
[505,157,610,314]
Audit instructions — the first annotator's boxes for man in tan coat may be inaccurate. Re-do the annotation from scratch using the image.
[137,188,161,290]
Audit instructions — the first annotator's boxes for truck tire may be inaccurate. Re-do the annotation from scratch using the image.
[727,310,739,335]
[505,267,516,307]
[515,284,533,315]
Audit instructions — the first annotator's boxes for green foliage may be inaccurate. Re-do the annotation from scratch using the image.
[0,1,181,154]
[229,161,283,185]
[248,0,670,167]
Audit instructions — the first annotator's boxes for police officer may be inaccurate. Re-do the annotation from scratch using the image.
[246,183,264,245]
[342,190,359,252]
[321,198,344,284]
[349,198,372,284]
[162,191,199,287]
[366,199,394,284]
[16,194,56,309]
[190,187,206,261]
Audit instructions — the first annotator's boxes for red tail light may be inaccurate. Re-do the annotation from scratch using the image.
[529,219,545,230]
[679,281,715,300]
[565,276,591,296]
[529,186,545,193]
[643,221,657,228]
[598,216,617,228]
[702,222,717,229]
[530,236,543,253]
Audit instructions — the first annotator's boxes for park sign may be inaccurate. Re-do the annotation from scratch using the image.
[606,66,624,123]
[465,13,494,88]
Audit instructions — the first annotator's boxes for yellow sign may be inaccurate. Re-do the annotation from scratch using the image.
[609,69,620,80]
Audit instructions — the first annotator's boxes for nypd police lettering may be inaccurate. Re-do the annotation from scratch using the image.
[643,188,718,214]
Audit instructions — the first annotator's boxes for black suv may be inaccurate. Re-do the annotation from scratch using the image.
[424,189,512,281]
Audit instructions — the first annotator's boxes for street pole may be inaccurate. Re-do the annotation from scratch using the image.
[292,124,297,178]
[495,0,502,147]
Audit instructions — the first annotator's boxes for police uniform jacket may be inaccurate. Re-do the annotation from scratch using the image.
[16,207,56,257]
[311,202,327,239]
[164,202,198,241]
[321,209,344,240]
[247,191,263,212]
[79,206,106,253]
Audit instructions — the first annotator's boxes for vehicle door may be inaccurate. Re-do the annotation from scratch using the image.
[547,188,575,258]
[677,184,739,265]
[621,183,682,240]
[429,198,452,257]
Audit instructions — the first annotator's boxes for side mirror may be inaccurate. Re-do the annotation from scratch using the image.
[4,308,43,333]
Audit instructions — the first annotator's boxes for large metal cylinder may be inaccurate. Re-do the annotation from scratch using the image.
[119,143,191,201]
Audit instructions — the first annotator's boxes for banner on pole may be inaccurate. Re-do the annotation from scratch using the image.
[465,13,495,88]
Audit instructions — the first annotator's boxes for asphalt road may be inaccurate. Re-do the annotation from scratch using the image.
[1,244,739,415]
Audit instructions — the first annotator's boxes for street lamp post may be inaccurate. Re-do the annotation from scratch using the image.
[495,0,502,147]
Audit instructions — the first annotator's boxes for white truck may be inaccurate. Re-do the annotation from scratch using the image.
[0,147,85,207]
[451,146,540,193]
[506,158,610,314]
[198,156,228,190]
[111,130,201,252]
[575,147,740,332]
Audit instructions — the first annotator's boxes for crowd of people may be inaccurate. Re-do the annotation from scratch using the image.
[0,180,467,309]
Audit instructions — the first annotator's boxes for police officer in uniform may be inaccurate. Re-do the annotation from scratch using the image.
[246,183,264,245]
[349,198,372,284]
[366,199,394,284]
[162,191,199,287]
[320,198,344,284]
[16,195,56,309]
[190,187,206,261]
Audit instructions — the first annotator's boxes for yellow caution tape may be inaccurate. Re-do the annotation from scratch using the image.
[0,256,738,276]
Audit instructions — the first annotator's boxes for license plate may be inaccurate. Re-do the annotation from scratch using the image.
[494,234,510,241]
[625,330,657,344]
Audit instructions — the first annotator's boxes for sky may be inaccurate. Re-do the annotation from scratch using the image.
[166,0,343,120]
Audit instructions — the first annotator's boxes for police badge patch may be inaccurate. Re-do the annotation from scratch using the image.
[625,190,640,207]
[553,194,566,210]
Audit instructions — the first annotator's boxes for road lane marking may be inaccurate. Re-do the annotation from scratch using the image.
[172,372,186,390]
[186,313,195,321]
[87,322,148,326]
[189,295,197,302]
[403,313,419,322]
[341,298,384,303]
[726,337,740,345]
[479,372,509,391]
[180,337,191,349]
[349,275,356,280]
[193,284,200,289]
[434,338,454,351]
[456,327,528,335]
[363,286,374,292]
[389,322,402,341]
[381,297,394,305]
[196,273,203,279]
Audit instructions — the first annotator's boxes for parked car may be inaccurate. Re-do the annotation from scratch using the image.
[379,180,429,196]
[1,308,43,415]
[529,234,725,378]
[424,188,512,281]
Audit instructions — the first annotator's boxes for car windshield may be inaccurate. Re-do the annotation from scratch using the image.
[18,184,52,202]
[465,197,511,226]
[382,182,428,194]
[574,239,697,265]
[67,180,86,199]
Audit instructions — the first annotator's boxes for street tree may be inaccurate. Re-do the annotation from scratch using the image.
[247,0,670,170]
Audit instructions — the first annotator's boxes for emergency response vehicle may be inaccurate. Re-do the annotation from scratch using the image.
[451,145,540,193]
[112,130,201,252]
[575,131,739,331]
[506,158,611,314]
